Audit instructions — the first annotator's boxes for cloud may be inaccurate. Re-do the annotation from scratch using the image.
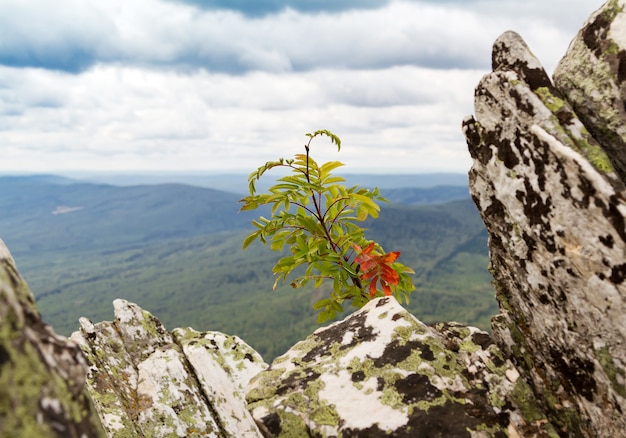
[0,63,483,172]
[0,0,597,74]
[0,0,608,174]
[163,0,389,17]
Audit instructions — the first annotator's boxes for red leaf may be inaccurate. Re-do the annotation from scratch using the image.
[382,251,400,263]
[353,243,402,296]
[369,277,378,296]
[381,281,392,296]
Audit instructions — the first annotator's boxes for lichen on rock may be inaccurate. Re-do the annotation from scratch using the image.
[464,8,626,436]
[0,238,105,437]
[71,299,267,437]
[554,0,626,183]
[246,296,553,437]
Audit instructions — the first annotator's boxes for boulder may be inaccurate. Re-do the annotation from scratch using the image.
[463,4,626,436]
[70,299,267,437]
[246,296,553,437]
[554,0,626,182]
[0,238,104,437]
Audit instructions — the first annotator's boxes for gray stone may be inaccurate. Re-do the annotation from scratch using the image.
[246,296,553,437]
[464,21,626,438]
[554,0,626,183]
[0,238,105,437]
[71,299,267,437]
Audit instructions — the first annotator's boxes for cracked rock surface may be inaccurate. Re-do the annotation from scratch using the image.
[246,296,552,437]
[0,238,104,437]
[464,3,626,436]
[70,299,267,437]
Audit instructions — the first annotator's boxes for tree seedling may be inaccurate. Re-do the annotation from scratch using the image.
[240,130,415,323]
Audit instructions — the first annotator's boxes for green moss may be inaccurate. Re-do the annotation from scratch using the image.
[413,394,452,412]
[507,323,535,372]
[110,425,141,438]
[447,325,471,340]
[601,0,623,23]
[484,349,508,377]
[534,86,615,174]
[510,379,545,423]
[274,411,308,438]
[397,349,425,372]
[246,367,287,402]
[310,403,339,426]
[488,387,506,409]
[596,346,626,398]
[459,338,481,353]
[492,281,514,313]
[580,140,615,173]
[393,325,414,343]
[535,87,566,113]
[605,40,620,56]
[0,340,55,437]
[380,377,404,409]
[0,264,104,437]
[511,223,522,239]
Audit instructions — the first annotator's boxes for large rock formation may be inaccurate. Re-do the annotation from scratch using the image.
[0,238,104,437]
[246,296,552,437]
[463,1,626,436]
[554,0,626,183]
[70,299,267,437]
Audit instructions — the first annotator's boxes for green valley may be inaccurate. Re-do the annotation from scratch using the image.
[1,175,496,360]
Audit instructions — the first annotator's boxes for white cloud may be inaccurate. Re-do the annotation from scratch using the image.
[0,0,607,173]
[0,64,483,172]
[0,0,599,72]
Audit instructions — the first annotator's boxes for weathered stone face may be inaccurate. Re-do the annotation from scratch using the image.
[246,296,553,437]
[464,18,626,438]
[0,238,105,437]
[554,0,626,183]
[71,299,267,437]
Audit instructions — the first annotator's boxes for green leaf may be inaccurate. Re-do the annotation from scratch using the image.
[314,276,324,288]
[331,300,343,313]
[319,161,344,178]
[242,231,260,249]
[317,310,331,324]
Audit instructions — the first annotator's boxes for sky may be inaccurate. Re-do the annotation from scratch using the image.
[0,0,607,174]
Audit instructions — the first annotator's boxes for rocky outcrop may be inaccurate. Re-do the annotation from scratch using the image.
[463,1,626,436]
[554,0,626,182]
[70,299,267,437]
[69,296,554,438]
[0,238,104,437]
[246,295,552,437]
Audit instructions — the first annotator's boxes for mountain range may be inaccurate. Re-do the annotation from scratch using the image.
[0,173,496,359]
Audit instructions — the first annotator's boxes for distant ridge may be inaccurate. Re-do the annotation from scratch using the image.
[0,174,76,185]
[19,171,469,194]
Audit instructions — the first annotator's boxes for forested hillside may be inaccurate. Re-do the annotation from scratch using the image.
[1,176,495,360]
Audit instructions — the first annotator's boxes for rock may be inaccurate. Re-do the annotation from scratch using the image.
[0,238,104,437]
[464,10,626,438]
[554,0,626,183]
[246,296,554,437]
[70,299,267,437]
